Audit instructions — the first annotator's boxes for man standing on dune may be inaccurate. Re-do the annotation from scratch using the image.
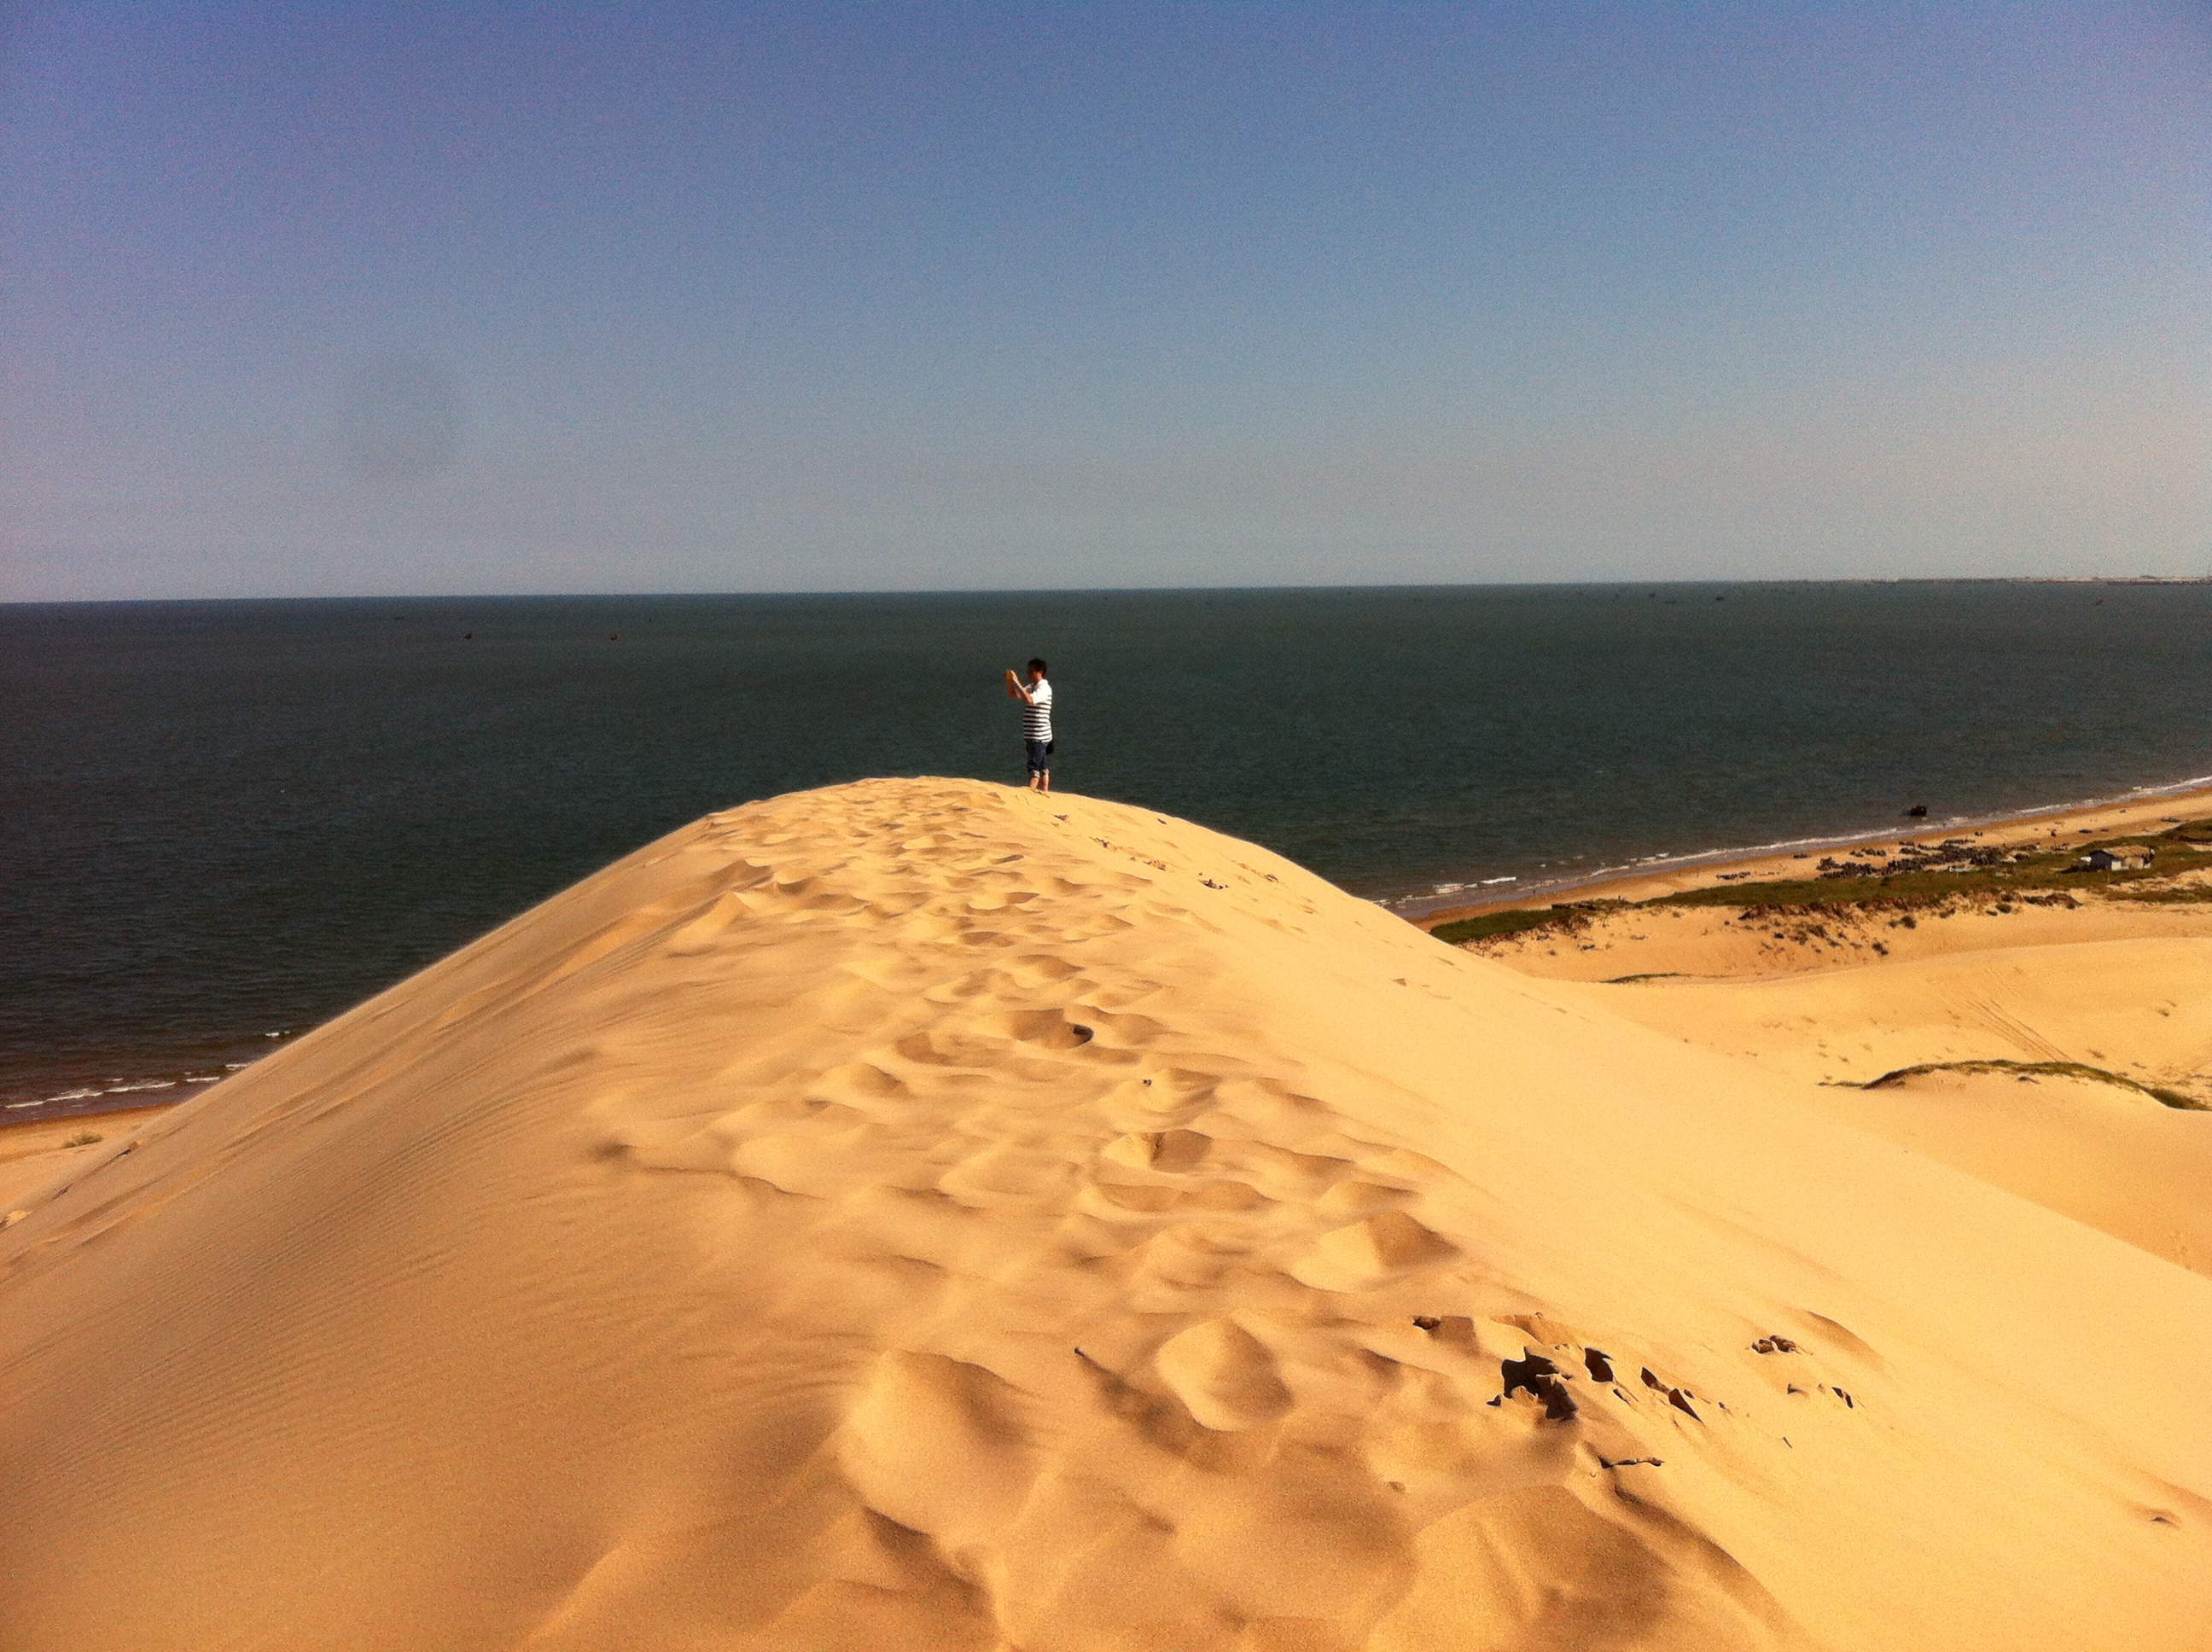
[1003,658,1053,794]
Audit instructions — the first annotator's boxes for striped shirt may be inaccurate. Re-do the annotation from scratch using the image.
[1022,678,1053,742]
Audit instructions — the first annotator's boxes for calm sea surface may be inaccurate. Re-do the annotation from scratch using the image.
[5,585,2209,1114]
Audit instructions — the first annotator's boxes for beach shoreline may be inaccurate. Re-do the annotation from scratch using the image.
[0,1033,293,1132]
[1400,777,2212,931]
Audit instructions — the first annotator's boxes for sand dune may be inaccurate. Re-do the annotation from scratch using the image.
[2,778,2206,1651]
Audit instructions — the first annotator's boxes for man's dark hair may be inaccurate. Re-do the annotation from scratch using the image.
[1027,658,1048,675]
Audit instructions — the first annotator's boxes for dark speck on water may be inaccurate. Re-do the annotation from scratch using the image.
[3,583,2208,1110]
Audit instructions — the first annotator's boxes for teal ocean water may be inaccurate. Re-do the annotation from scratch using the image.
[4,583,2209,1115]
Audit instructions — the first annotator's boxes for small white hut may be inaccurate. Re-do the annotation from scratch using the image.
[2077,844,2155,871]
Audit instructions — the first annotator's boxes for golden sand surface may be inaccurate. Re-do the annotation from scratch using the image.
[1,777,2206,1650]
[0,1105,173,1229]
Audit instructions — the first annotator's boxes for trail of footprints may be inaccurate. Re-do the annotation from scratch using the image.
[598,785,1871,1641]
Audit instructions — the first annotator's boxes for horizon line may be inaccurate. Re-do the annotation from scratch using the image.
[10,574,2212,608]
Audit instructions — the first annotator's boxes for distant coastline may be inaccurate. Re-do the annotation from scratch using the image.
[1398,774,2212,929]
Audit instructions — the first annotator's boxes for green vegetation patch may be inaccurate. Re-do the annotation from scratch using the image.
[2105,881,2212,905]
[1648,820,2212,917]
[1860,1058,2208,1112]
[1430,903,1625,945]
[1655,873,1957,911]
[1431,818,2212,949]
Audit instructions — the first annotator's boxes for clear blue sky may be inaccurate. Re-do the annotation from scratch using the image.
[4,2,2206,598]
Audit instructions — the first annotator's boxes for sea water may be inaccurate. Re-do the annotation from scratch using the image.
[5,583,2209,1113]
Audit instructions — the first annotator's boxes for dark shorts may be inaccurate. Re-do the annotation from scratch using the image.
[1025,739,1051,774]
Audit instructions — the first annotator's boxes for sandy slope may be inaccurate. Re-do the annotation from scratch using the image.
[1558,935,2212,1093]
[1803,1068,2212,1278]
[0,1105,170,1212]
[2,778,2206,1652]
[1537,934,2212,1275]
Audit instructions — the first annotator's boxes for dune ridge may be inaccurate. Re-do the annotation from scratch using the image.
[1,777,2206,1651]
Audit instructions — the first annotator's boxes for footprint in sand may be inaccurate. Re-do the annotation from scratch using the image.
[1101,1126,1212,1172]
[1289,1210,1459,1291]
[1154,1318,1295,1430]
